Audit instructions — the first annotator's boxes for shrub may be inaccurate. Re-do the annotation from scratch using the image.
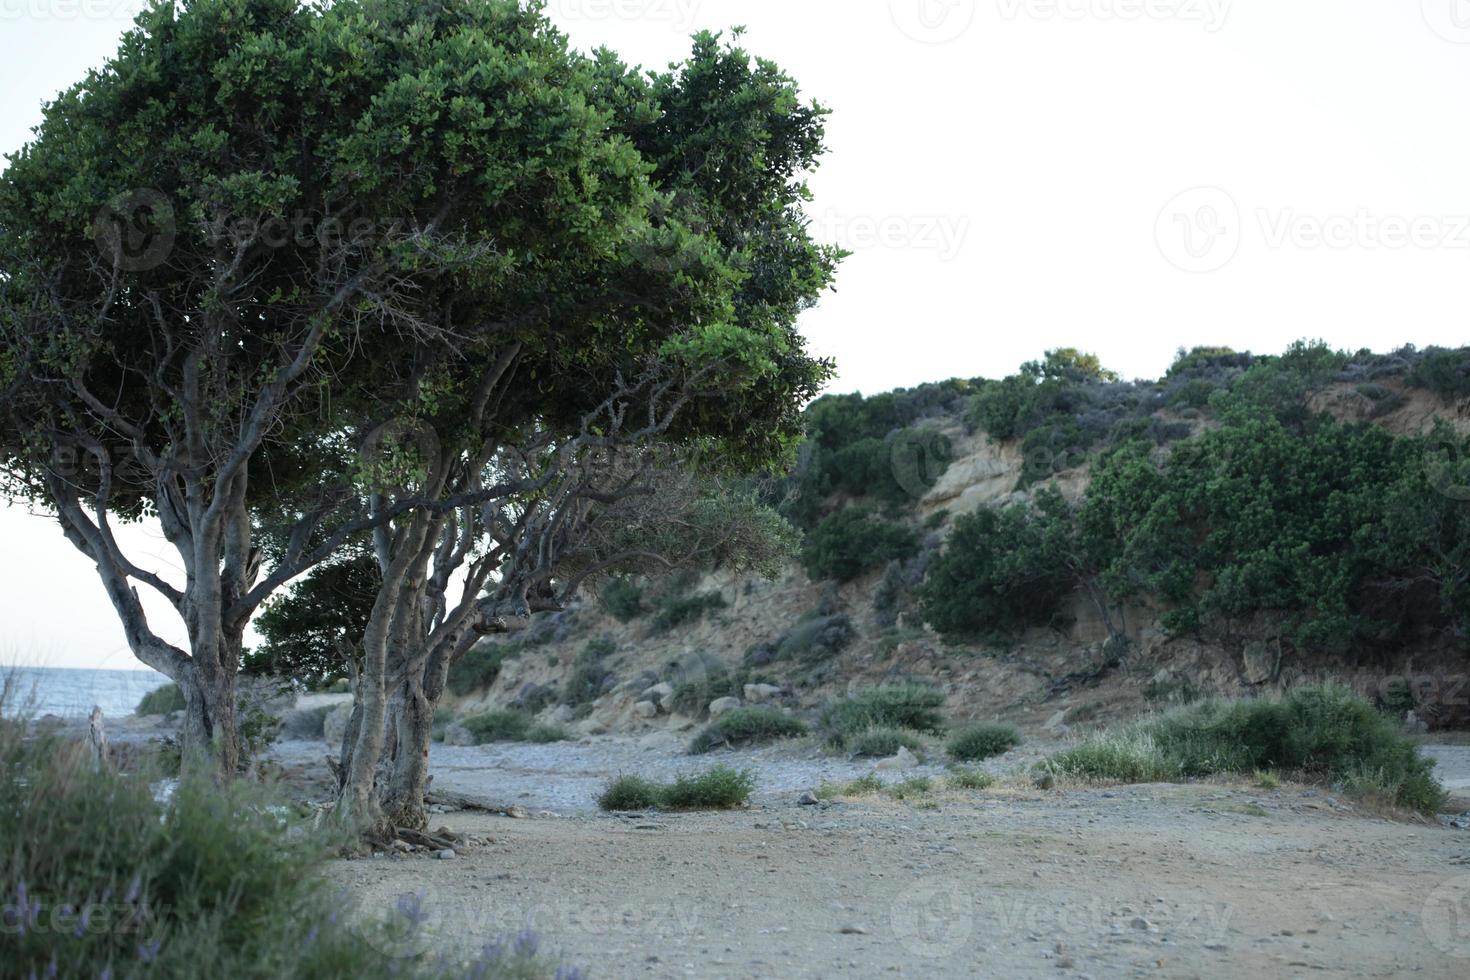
[688,707,807,754]
[847,726,927,759]
[447,642,518,696]
[562,638,617,707]
[458,710,570,745]
[772,613,855,663]
[947,723,1021,761]
[649,591,727,633]
[597,775,663,811]
[1409,346,1470,400]
[660,766,757,809]
[886,776,932,801]
[918,486,1079,640]
[819,684,946,748]
[136,682,185,716]
[598,577,646,622]
[801,506,920,583]
[946,768,996,790]
[279,704,334,741]
[596,766,755,811]
[0,708,558,978]
[1038,686,1444,813]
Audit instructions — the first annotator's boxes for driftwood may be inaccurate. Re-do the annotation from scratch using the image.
[425,788,529,819]
[87,706,108,771]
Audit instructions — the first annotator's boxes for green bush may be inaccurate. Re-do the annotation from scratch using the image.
[918,486,1079,640]
[688,706,807,754]
[136,682,185,716]
[819,684,946,748]
[598,577,646,622]
[946,768,996,790]
[562,638,617,707]
[597,766,755,811]
[801,506,920,583]
[1039,685,1445,813]
[458,710,570,745]
[0,710,557,978]
[847,726,926,759]
[886,776,932,801]
[279,704,334,741]
[773,613,854,663]
[1409,346,1470,400]
[446,642,518,696]
[649,590,727,633]
[946,723,1021,761]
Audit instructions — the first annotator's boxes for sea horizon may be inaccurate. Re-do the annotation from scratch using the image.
[1,664,173,718]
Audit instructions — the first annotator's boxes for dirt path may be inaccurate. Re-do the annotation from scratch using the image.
[319,742,1470,979]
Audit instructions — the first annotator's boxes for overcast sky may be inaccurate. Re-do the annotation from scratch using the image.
[2,0,1467,669]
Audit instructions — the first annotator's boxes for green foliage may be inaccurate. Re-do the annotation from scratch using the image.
[562,638,617,707]
[819,684,946,748]
[1409,347,1470,400]
[772,613,854,663]
[946,723,1021,761]
[846,726,926,759]
[886,776,933,801]
[945,768,996,790]
[0,715,555,978]
[447,643,520,697]
[598,578,646,622]
[457,710,569,745]
[247,555,375,687]
[597,766,755,811]
[918,486,1080,640]
[649,590,728,633]
[667,661,773,716]
[813,772,884,800]
[136,683,185,717]
[801,506,920,583]
[688,706,807,754]
[1039,685,1444,813]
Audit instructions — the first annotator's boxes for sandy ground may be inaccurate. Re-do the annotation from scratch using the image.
[312,739,1470,980]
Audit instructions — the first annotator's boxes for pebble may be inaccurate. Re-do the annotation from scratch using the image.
[436,849,456,860]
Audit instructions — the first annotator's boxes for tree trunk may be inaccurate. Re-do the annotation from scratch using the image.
[381,674,433,830]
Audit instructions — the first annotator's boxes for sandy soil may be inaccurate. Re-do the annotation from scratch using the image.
[317,740,1470,980]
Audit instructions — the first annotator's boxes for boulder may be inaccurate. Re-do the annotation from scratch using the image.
[1241,640,1280,685]
[443,723,476,747]
[874,746,920,771]
[642,682,675,711]
[708,697,742,718]
[633,700,659,719]
[744,683,782,704]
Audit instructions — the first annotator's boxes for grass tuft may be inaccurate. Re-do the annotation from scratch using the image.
[945,768,996,790]
[819,684,946,749]
[689,706,807,754]
[458,709,570,745]
[597,766,755,811]
[946,722,1020,761]
[846,726,926,759]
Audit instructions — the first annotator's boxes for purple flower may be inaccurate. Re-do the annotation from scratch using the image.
[137,939,162,963]
[513,927,539,957]
[124,875,141,905]
[99,968,112,980]
[75,905,92,938]
[393,892,429,930]
[554,968,587,980]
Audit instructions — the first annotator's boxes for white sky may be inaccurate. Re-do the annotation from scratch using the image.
[2,0,1467,669]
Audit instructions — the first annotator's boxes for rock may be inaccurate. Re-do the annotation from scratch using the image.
[638,730,683,753]
[797,792,820,806]
[435,849,456,860]
[744,683,782,704]
[504,806,529,819]
[874,746,919,770]
[545,704,576,725]
[1042,709,1070,732]
[322,702,353,748]
[1034,772,1056,790]
[1129,916,1155,931]
[1241,639,1280,685]
[642,682,675,711]
[838,925,869,935]
[708,697,742,718]
[1439,811,1470,830]
[633,700,659,719]
[443,723,476,746]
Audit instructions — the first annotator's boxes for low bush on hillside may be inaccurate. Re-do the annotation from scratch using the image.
[598,577,646,622]
[773,613,855,663]
[667,662,775,717]
[947,723,1021,761]
[1037,685,1444,814]
[446,642,519,696]
[819,684,946,748]
[649,591,727,633]
[562,638,618,707]
[688,707,807,754]
[458,710,570,745]
[801,507,920,583]
[847,726,927,759]
[946,768,996,790]
[597,766,755,811]
[813,773,884,800]
[1408,346,1470,400]
[0,707,562,978]
[136,682,185,716]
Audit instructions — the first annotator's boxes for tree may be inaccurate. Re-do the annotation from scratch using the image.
[0,0,838,791]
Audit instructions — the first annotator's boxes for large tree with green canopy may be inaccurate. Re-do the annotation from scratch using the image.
[0,0,840,796]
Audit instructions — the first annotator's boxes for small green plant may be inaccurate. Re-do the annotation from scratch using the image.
[887,776,932,801]
[136,682,185,716]
[446,642,519,696]
[1254,769,1280,790]
[801,506,920,583]
[562,637,617,707]
[946,767,996,790]
[819,683,946,748]
[689,707,807,754]
[947,723,1021,762]
[650,590,727,633]
[597,774,664,811]
[458,709,570,745]
[847,726,926,759]
[597,766,755,811]
[598,577,646,622]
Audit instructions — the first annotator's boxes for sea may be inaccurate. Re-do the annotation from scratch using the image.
[1,665,173,719]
